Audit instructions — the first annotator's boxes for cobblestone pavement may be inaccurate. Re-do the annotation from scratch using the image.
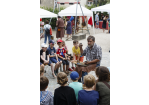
[40,27,110,94]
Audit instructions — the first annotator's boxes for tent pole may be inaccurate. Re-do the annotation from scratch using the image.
[49,0,57,24]
[74,0,79,35]
[92,11,95,35]
[79,4,90,35]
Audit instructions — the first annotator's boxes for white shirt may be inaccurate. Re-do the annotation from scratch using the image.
[44,24,51,30]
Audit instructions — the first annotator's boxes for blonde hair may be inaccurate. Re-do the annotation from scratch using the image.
[84,74,95,88]
[57,72,68,85]
[40,66,44,76]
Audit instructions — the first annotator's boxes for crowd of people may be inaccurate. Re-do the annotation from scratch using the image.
[40,16,110,104]
[40,34,110,105]
[40,66,110,105]
[95,13,110,33]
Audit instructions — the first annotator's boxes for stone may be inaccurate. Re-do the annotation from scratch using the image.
[72,33,86,40]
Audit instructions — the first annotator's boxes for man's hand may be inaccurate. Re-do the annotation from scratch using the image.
[63,58,66,60]
[85,61,90,65]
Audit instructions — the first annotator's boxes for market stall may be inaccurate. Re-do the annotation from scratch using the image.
[40,8,57,18]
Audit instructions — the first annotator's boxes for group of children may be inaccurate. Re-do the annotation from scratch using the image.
[40,39,84,78]
[40,66,110,105]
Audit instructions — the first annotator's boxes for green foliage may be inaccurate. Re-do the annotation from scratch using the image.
[40,6,65,29]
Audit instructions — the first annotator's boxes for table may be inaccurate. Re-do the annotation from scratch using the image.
[95,21,108,30]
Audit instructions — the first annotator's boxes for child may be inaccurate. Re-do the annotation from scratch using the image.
[56,39,72,74]
[40,66,44,76]
[40,76,53,105]
[62,40,74,71]
[95,66,110,105]
[78,74,99,105]
[72,40,84,63]
[69,71,83,101]
[47,40,62,77]
[40,43,54,75]
[62,40,68,54]
[54,72,76,105]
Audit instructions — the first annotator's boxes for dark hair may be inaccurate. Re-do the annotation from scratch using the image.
[95,66,110,82]
[57,72,68,86]
[87,36,95,41]
[58,16,61,18]
[106,15,109,18]
[45,20,49,24]
[73,40,78,44]
[66,18,69,21]
[40,76,49,91]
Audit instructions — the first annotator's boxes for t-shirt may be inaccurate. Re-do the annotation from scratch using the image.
[78,90,99,105]
[47,46,56,56]
[54,86,76,105]
[95,14,99,22]
[56,47,66,58]
[40,91,53,105]
[72,46,80,56]
[69,82,83,101]
[40,49,49,64]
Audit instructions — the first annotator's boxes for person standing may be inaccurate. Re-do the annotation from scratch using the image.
[102,15,108,33]
[56,16,64,40]
[66,18,72,39]
[95,13,99,29]
[43,20,52,44]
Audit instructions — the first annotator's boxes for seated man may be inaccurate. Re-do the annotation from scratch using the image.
[75,36,102,82]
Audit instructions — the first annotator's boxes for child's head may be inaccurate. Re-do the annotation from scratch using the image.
[95,66,110,82]
[57,39,63,48]
[73,40,79,47]
[84,74,95,88]
[70,71,79,81]
[40,76,49,91]
[40,22,44,27]
[49,40,55,48]
[41,43,47,51]
[57,72,68,86]
[62,40,65,46]
[40,66,44,76]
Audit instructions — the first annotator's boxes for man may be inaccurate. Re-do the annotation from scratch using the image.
[56,16,64,40]
[76,36,102,82]
[95,13,99,29]
[83,36,102,67]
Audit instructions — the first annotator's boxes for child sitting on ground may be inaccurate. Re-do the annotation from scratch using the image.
[54,72,76,105]
[40,76,53,105]
[47,40,62,77]
[56,39,73,75]
[69,71,83,102]
[78,74,99,105]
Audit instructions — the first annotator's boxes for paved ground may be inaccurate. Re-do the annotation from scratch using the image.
[40,27,110,95]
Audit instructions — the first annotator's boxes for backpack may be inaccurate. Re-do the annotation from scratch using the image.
[45,28,50,34]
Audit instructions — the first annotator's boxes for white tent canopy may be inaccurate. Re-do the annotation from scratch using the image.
[58,4,95,35]
[91,4,110,13]
[58,4,93,16]
[40,8,57,18]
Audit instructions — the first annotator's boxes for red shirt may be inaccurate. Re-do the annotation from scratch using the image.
[56,48,66,57]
